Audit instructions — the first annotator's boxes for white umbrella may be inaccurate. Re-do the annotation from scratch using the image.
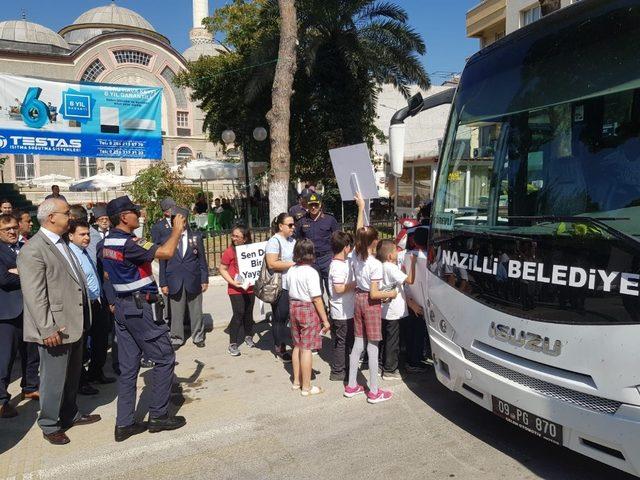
[30,173,73,187]
[176,159,241,181]
[70,172,135,192]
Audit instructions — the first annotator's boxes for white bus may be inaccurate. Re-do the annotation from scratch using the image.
[389,0,640,475]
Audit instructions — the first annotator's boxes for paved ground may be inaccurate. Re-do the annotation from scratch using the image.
[0,284,634,480]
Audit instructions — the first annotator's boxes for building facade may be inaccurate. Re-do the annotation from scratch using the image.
[0,0,225,184]
[466,0,582,48]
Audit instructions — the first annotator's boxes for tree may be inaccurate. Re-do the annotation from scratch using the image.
[126,162,195,237]
[266,0,298,219]
[176,0,429,208]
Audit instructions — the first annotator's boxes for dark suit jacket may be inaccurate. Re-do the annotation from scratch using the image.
[159,230,209,295]
[151,217,172,244]
[0,242,23,320]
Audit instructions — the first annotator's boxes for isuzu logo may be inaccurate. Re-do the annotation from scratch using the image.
[489,322,562,357]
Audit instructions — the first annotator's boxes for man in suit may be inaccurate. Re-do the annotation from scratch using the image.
[16,210,33,243]
[160,206,209,348]
[18,199,101,445]
[0,213,39,418]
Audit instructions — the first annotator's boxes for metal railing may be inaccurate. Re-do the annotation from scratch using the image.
[203,217,397,273]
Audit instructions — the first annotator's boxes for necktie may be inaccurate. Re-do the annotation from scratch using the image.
[83,249,98,277]
[10,243,18,255]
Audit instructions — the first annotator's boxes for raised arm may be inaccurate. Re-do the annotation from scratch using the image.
[355,192,366,230]
[154,214,185,260]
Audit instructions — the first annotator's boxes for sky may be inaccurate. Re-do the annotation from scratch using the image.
[9,0,480,84]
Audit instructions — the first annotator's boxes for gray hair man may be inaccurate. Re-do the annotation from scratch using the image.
[18,199,101,445]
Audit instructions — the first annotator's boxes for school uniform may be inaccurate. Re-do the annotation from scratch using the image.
[288,264,323,351]
[352,255,383,341]
[328,256,355,378]
[380,258,408,373]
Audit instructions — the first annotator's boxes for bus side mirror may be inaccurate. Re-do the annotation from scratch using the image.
[389,123,406,177]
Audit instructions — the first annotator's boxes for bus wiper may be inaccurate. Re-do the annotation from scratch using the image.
[503,215,637,245]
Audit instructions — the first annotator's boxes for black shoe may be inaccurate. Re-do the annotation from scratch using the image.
[140,359,155,369]
[78,384,99,395]
[148,415,186,433]
[115,422,147,442]
[194,341,205,348]
[88,372,117,384]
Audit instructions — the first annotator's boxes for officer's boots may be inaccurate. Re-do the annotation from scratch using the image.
[148,414,187,433]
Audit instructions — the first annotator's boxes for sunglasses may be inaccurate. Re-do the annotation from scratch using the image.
[286,223,295,228]
[308,203,320,208]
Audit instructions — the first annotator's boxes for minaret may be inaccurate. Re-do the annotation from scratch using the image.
[190,0,213,46]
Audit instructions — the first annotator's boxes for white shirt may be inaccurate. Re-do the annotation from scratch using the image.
[265,233,296,290]
[352,254,383,292]
[180,230,188,257]
[381,261,408,320]
[40,226,79,281]
[287,264,322,302]
[329,257,355,319]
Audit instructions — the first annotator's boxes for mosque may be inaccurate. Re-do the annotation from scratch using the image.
[0,0,226,183]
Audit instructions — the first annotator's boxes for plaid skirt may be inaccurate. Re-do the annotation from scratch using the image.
[354,290,382,341]
[290,300,322,350]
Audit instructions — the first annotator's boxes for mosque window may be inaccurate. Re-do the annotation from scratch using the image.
[177,112,189,128]
[81,59,106,82]
[113,50,152,66]
[177,147,193,164]
[161,67,189,109]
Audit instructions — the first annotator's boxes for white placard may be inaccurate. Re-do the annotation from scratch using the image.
[329,143,380,201]
[235,242,268,287]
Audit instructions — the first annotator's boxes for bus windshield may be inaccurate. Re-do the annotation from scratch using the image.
[429,0,640,325]
[434,0,640,240]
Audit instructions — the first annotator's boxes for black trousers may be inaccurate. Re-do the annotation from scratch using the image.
[330,318,354,376]
[88,300,112,377]
[0,316,39,404]
[228,293,255,345]
[271,289,291,349]
[406,312,426,367]
[381,319,401,373]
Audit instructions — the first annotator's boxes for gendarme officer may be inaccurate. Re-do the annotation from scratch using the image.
[294,192,339,292]
[97,196,186,442]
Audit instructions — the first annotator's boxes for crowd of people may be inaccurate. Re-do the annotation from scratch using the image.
[0,186,431,446]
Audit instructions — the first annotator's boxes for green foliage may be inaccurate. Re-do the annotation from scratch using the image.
[177,0,429,185]
[126,162,195,237]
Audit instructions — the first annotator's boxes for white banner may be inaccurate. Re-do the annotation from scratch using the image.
[236,241,268,287]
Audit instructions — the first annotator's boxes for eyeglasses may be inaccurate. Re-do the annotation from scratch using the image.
[286,223,295,228]
[308,203,320,208]
[0,226,18,232]
[52,211,70,217]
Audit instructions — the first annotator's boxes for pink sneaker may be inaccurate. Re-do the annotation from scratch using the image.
[343,385,365,398]
[367,388,393,404]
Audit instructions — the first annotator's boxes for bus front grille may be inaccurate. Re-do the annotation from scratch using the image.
[463,349,622,415]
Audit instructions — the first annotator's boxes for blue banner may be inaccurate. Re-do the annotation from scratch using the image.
[0,74,162,159]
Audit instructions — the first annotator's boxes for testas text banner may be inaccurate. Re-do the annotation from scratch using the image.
[0,74,162,159]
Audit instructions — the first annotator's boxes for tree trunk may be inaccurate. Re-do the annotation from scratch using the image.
[538,0,561,16]
[266,0,298,222]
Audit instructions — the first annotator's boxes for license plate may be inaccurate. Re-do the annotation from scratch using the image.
[492,396,563,445]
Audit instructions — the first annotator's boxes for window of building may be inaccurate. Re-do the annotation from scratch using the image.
[14,154,35,181]
[177,112,189,128]
[79,157,97,178]
[161,67,188,109]
[177,147,193,164]
[81,59,106,82]
[395,163,433,210]
[113,50,152,66]
[521,5,542,27]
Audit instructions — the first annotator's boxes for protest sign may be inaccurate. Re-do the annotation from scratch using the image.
[329,143,379,201]
[236,241,268,287]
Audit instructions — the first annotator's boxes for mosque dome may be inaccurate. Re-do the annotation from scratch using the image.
[72,3,155,31]
[62,2,158,46]
[183,42,227,61]
[0,20,70,51]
